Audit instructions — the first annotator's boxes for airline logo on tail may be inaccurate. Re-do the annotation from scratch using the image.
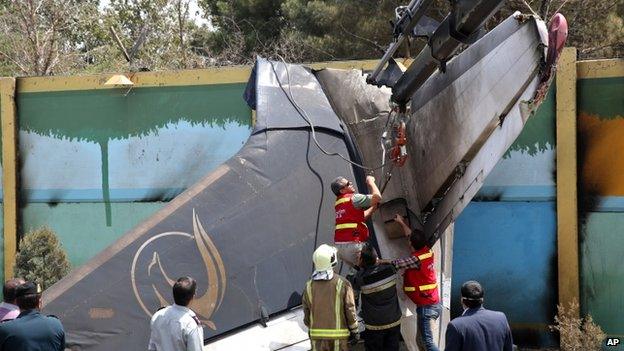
[131,209,226,330]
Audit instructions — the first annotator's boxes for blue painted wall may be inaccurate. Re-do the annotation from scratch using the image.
[451,87,558,348]
[453,202,558,347]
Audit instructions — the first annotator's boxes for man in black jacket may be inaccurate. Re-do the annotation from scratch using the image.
[445,280,513,351]
[350,242,402,351]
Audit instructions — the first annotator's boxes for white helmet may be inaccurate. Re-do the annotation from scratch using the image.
[312,244,338,271]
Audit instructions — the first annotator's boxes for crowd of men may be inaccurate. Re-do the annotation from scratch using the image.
[299,175,514,351]
[0,279,65,351]
[0,174,513,351]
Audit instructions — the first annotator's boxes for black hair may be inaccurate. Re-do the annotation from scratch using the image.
[359,242,378,268]
[409,229,427,251]
[173,276,197,306]
[461,280,484,309]
[3,278,24,303]
[16,293,40,310]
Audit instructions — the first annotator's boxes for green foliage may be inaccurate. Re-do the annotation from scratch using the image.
[0,0,101,76]
[506,0,624,59]
[14,227,71,291]
[0,0,621,76]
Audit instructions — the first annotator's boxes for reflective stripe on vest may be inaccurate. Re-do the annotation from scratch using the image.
[335,279,343,331]
[306,280,313,326]
[417,250,433,260]
[361,275,396,295]
[365,319,401,331]
[335,222,365,230]
[335,197,351,206]
[404,283,437,292]
[309,279,349,340]
[335,193,368,242]
[309,329,350,338]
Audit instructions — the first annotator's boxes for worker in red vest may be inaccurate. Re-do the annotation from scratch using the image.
[330,175,382,268]
[388,214,441,351]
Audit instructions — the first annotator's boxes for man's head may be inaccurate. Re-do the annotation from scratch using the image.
[359,242,378,268]
[460,280,484,309]
[331,177,355,196]
[3,278,25,304]
[15,281,42,311]
[173,276,197,307]
[409,228,427,251]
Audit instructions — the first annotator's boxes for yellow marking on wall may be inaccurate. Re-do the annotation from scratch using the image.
[577,59,624,79]
[579,113,624,196]
[556,47,579,313]
[17,66,253,93]
[16,58,407,93]
[0,78,18,280]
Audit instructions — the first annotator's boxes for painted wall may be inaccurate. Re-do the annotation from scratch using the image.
[452,87,558,348]
[16,83,252,272]
[3,60,621,348]
[454,202,557,347]
[577,74,624,343]
[0,96,3,283]
[453,67,624,348]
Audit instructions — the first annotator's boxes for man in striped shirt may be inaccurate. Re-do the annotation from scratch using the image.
[390,214,441,351]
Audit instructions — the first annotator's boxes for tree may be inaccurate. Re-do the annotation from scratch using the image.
[0,0,621,76]
[14,227,71,290]
[200,0,622,64]
[0,0,101,76]
[101,0,208,71]
[496,0,623,59]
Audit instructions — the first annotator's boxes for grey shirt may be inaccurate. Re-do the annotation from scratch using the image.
[148,304,204,351]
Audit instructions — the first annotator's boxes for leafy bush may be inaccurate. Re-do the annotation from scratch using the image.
[14,227,71,290]
[550,300,606,351]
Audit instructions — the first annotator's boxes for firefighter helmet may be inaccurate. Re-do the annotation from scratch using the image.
[312,244,338,271]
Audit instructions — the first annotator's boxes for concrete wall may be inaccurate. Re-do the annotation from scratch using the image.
[1,58,622,348]
[14,80,253,273]
[452,60,624,349]
[577,72,624,342]
[1,60,380,283]
[452,87,558,348]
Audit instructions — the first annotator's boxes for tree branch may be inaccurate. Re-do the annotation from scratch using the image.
[339,23,386,55]
[0,50,29,74]
[539,0,551,19]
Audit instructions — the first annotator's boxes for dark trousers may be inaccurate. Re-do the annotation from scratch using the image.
[363,325,400,351]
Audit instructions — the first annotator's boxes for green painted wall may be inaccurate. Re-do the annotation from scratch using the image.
[21,202,165,267]
[16,82,251,273]
[578,77,624,118]
[505,84,556,157]
[577,75,624,348]
[581,212,624,348]
[18,83,251,226]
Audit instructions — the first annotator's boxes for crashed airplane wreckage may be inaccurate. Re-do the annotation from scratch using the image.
[41,4,567,350]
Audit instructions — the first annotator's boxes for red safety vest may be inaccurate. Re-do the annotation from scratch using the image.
[403,246,439,306]
[334,193,369,243]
